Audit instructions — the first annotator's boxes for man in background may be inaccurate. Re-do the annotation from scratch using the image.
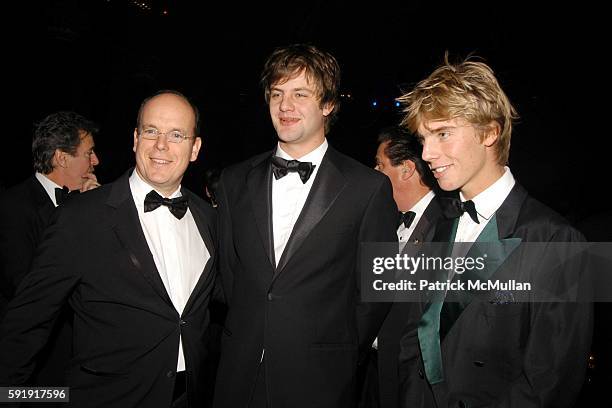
[373,126,446,408]
[0,111,100,388]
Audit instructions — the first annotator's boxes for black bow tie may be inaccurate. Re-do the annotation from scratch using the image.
[55,186,79,205]
[144,190,189,220]
[270,156,316,184]
[398,211,416,229]
[440,197,480,224]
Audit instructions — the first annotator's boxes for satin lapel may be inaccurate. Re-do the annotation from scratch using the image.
[275,150,347,276]
[440,213,522,341]
[108,172,173,308]
[408,215,431,244]
[467,215,522,277]
[495,183,527,239]
[417,215,457,384]
[183,193,216,314]
[247,155,276,270]
[461,184,527,278]
[408,197,442,244]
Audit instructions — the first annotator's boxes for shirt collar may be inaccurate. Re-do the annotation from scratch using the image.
[35,172,63,207]
[275,138,328,169]
[460,166,515,221]
[129,168,182,206]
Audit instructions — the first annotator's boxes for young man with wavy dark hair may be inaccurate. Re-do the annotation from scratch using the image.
[213,44,397,408]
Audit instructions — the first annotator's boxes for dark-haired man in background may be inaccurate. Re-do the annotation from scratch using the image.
[0,111,100,388]
[373,126,446,408]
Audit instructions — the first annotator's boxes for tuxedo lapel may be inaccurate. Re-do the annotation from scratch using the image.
[275,148,347,276]
[439,202,522,341]
[183,193,216,314]
[495,183,527,239]
[454,216,522,287]
[107,172,173,308]
[187,190,215,262]
[418,216,457,385]
[408,197,442,244]
[247,153,276,270]
[408,214,431,245]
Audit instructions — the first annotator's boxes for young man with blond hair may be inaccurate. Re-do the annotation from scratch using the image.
[397,56,592,408]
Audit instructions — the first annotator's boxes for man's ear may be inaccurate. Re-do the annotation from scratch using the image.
[133,128,139,153]
[401,160,416,180]
[53,149,67,168]
[190,137,202,162]
[483,121,501,147]
[322,102,334,117]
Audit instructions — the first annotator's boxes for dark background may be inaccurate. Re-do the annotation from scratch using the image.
[3,0,606,223]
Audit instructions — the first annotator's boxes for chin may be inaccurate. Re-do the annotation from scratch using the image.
[438,181,458,192]
[277,132,295,142]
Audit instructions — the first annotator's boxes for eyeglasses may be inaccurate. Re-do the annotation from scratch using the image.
[139,128,193,144]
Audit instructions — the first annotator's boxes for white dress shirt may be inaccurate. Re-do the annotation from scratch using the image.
[129,170,209,372]
[35,172,63,207]
[397,190,436,252]
[272,139,328,265]
[454,166,516,244]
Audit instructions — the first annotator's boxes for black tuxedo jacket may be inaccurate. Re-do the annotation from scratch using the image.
[405,183,592,408]
[0,176,55,311]
[376,196,445,408]
[0,175,74,389]
[213,146,398,408]
[0,171,217,408]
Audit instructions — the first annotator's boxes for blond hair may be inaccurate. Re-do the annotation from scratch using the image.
[398,55,518,165]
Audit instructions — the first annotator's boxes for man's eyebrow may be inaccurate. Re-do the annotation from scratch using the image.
[424,125,455,133]
[270,86,314,93]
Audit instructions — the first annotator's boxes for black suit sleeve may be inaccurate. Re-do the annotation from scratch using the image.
[355,176,397,353]
[0,208,80,385]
